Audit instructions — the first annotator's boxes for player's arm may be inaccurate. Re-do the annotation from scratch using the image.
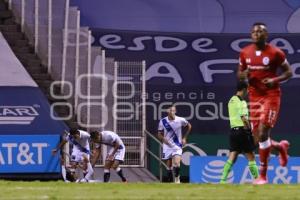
[262,61,292,87]
[52,139,67,155]
[182,122,192,146]
[237,52,249,80]
[107,141,120,161]
[91,145,101,167]
[240,101,251,130]
[241,116,251,130]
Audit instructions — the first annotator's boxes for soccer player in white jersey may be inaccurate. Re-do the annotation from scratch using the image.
[158,105,192,183]
[52,128,94,182]
[90,130,127,182]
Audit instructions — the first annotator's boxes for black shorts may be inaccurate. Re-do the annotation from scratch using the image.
[229,127,255,153]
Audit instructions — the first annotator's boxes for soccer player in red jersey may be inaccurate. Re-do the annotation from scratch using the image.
[238,22,292,184]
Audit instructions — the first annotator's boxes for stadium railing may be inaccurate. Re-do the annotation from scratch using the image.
[144,130,167,182]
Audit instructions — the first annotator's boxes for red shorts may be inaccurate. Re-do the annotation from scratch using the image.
[249,95,281,135]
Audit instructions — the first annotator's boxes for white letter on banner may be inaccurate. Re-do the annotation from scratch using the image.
[2,143,17,164]
[270,38,294,54]
[291,166,300,183]
[146,62,182,84]
[128,36,152,51]
[192,38,217,53]
[199,59,237,83]
[0,151,5,164]
[231,38,252,52]
[32,143,47,164]
[154,36,187,52]
[99,34,125,49]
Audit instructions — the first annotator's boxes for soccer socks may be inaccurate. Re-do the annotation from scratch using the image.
[220,160,233,183]
[248,160,259,179]
[173,166,180,178]
[116,167,127,182]
[104,169,110,182]
[167,167,173,182]
[61,166,67,181]
[84,162,94,181]
[259,138,271,179]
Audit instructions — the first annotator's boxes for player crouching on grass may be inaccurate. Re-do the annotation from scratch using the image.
[90,130,127,183]
[220,81,259,184]
[52,128,94,182]
[158,105,192,183]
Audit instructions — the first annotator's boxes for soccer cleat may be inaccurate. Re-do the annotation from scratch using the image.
[174,176,180,184]
[253,176,268,185]
[278,140,289,167]
[220,180,226,184]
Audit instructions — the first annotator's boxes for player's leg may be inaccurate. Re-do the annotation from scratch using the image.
[165,159,173,182]
[103,146,114,182]
[162,148,173,182]
[220,127,241,183]
[245,152,259,179]
[242,129,259,180]
[82,154,94,181]
[255,123,271,184]
[266,97,289,166]
[103,160,113,182]
[220,151,238,183]
[111,147,127,182]
[112,160,127,182]
[172,148,183,183]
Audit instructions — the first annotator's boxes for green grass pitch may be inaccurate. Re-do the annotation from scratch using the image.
[0,181,299,200]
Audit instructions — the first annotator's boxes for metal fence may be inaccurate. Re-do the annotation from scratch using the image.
[8,0,146,167]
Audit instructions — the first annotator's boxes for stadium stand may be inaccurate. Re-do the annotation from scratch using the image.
[0,0,156,182]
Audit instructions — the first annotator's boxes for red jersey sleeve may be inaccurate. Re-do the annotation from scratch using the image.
[239,51,247,71]
[276,48,287,66]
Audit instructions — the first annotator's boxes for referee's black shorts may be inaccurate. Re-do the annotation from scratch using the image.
[229,127,255,153]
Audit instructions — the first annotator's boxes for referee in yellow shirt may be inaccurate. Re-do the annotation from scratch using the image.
[220,81,258,184]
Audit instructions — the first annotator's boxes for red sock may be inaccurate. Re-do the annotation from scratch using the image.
[259,147,271,178]
[271,140,282,152]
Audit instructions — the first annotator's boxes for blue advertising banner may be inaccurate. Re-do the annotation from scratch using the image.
[0,135,60,173]
[91,29,300,135]
[0,87,67,135]
[190,156,300,184]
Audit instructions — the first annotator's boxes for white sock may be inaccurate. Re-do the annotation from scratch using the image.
[61,166,67,181]
[84,162,94,180]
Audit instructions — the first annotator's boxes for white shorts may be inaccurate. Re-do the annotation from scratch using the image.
[162,147,182,160]
[71,149,90,163]
[107,145,125,162]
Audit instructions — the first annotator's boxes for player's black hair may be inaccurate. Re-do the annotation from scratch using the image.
[69,128,79,135]
[236,81,248,91]
[252,22,267,28]
[90,131,99,140]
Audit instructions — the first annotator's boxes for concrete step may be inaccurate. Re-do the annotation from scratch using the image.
[25,59,42,68]
[16,53,37,62]
[30,73,51,80]
[3,17,16,25]
[2,31,24,40]
[12,46,33,54]
[89,168,158,183]
[0,24,19,32]
[0,10,12,19]
[12,39,28,47]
